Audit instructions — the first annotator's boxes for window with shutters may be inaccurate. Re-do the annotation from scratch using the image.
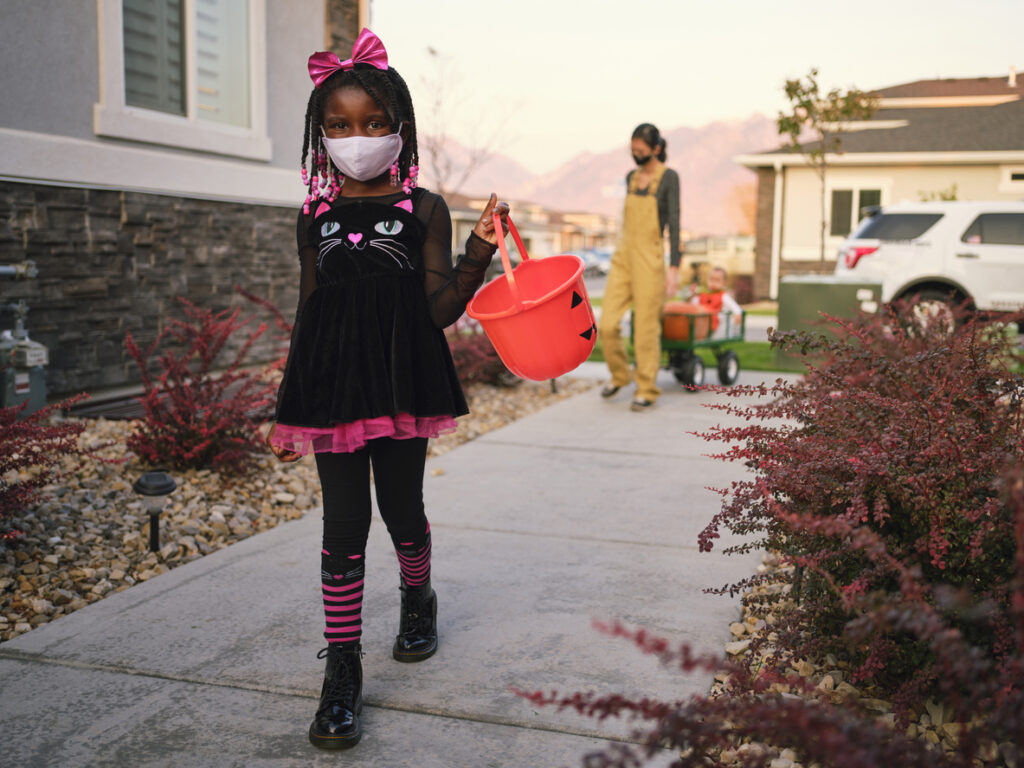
[123,0,186,116]
[94,0,269,160]
[193,0,251,127]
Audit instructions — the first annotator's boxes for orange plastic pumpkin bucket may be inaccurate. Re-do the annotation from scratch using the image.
[466,214,597,381]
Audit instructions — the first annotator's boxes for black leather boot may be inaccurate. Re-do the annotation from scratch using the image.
[308,643,363,749]
[392,578,438,662]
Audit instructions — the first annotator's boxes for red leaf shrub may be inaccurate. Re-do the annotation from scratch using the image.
[125,299,276,474]
[445,317,519,388]
[697,305,1024,718]
[515,306,1024,767]
[0,396,88,541]
[517,621,1022,768]
[235,285,292,372]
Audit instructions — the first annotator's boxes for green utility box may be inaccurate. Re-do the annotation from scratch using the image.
[775,275,883,372]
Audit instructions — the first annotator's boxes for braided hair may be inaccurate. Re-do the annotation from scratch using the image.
[300,65,420,212]
[631,123,667,162]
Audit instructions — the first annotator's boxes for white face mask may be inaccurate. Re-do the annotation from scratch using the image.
[321,132,403,182]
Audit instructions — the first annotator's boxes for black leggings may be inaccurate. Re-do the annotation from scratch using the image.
[315,436,429,556]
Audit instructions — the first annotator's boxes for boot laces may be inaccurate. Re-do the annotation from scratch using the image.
[402,587,431,633]
[317,645,360,705]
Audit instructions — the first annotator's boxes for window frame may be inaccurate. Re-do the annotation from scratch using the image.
[829,185,883,239]
[93,0,270,161]
[998,166,1024,194]
[829,189,854,236]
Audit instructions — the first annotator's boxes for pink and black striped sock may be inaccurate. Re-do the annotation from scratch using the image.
[392,523,431,587]
[321,549,364,646]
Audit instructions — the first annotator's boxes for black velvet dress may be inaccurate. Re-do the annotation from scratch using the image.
[273,188,494,453]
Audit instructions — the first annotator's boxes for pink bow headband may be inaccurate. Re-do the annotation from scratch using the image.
[308,28,388,88]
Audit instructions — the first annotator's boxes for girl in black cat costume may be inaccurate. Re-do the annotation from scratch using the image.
[267,28,509,750]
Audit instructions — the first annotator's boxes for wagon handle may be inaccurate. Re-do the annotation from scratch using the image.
[493,212,530,309]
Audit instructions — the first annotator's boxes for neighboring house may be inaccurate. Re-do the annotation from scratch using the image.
[736,70,1024,300]
[0,0,366,399]
[446,193,618,263]
[680,235,756,304]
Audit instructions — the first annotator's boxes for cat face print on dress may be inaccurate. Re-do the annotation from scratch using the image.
[313,198,419,281]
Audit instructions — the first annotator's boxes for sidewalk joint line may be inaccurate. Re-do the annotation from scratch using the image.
[0,650,674,749]
[429,522,705,551]
[476,439,687,459]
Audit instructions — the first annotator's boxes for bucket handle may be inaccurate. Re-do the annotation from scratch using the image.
[493,213,530,309]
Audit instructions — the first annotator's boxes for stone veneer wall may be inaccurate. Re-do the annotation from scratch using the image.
[0,181,300,398]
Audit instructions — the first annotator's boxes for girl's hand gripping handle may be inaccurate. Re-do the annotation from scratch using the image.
[472,194,510,244]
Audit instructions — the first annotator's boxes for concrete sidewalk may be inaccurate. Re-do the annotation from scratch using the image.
[0,363,791,768]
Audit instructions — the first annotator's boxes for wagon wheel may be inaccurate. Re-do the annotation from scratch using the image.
[669,351,691,384]
[716,350,740,386]
[671,353,704,390]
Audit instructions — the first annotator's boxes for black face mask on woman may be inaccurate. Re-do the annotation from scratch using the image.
[632,153,654,166]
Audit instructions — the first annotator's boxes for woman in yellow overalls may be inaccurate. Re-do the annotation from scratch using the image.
[598,123,681,411]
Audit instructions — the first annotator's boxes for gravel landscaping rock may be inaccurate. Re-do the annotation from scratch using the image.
[0,378,593,643]
[710,553,1002,766]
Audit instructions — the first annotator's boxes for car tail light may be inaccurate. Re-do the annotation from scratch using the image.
[844,245,878,269]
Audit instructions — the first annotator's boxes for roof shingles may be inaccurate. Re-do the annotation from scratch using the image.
[755,98,1024,156]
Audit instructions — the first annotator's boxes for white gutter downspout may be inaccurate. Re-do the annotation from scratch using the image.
[769,159,784,300]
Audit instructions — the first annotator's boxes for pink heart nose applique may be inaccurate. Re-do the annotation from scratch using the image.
[347,233,363,245]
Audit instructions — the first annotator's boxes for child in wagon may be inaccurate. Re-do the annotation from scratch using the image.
[687,266,743,339]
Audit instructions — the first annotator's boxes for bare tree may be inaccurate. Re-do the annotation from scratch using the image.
[416,47,516,199]
[777,68,877,263]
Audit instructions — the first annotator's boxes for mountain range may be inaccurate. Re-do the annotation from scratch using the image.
[422,113,782,237]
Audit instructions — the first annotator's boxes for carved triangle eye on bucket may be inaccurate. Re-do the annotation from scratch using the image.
[465,214,597,381]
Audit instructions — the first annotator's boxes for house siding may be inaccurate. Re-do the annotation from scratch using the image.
[1,1,99,142]
[1,180,298,399]
[1,1,324,177]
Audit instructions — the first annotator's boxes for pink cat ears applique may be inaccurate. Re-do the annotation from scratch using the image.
[314,197,412,219]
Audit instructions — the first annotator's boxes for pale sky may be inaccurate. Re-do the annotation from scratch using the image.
[371,0,1023,174]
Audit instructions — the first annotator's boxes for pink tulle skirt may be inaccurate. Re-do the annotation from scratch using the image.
[272,413,457,455]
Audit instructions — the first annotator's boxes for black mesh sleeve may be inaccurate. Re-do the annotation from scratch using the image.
[420,192,495,328]
[275,211,319,417]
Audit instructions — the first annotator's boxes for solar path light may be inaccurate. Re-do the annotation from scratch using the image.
[133,471,177,553]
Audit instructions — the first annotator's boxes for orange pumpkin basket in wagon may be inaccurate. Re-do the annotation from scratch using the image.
[662,301,712,342]
[466,214,597,381]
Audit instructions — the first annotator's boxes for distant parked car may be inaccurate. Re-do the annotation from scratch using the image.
[572,249,612,277]
[483,246,521,282]
[833,201,1024,314]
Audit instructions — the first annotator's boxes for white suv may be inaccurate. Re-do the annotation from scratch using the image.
[834,201,1024,313]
